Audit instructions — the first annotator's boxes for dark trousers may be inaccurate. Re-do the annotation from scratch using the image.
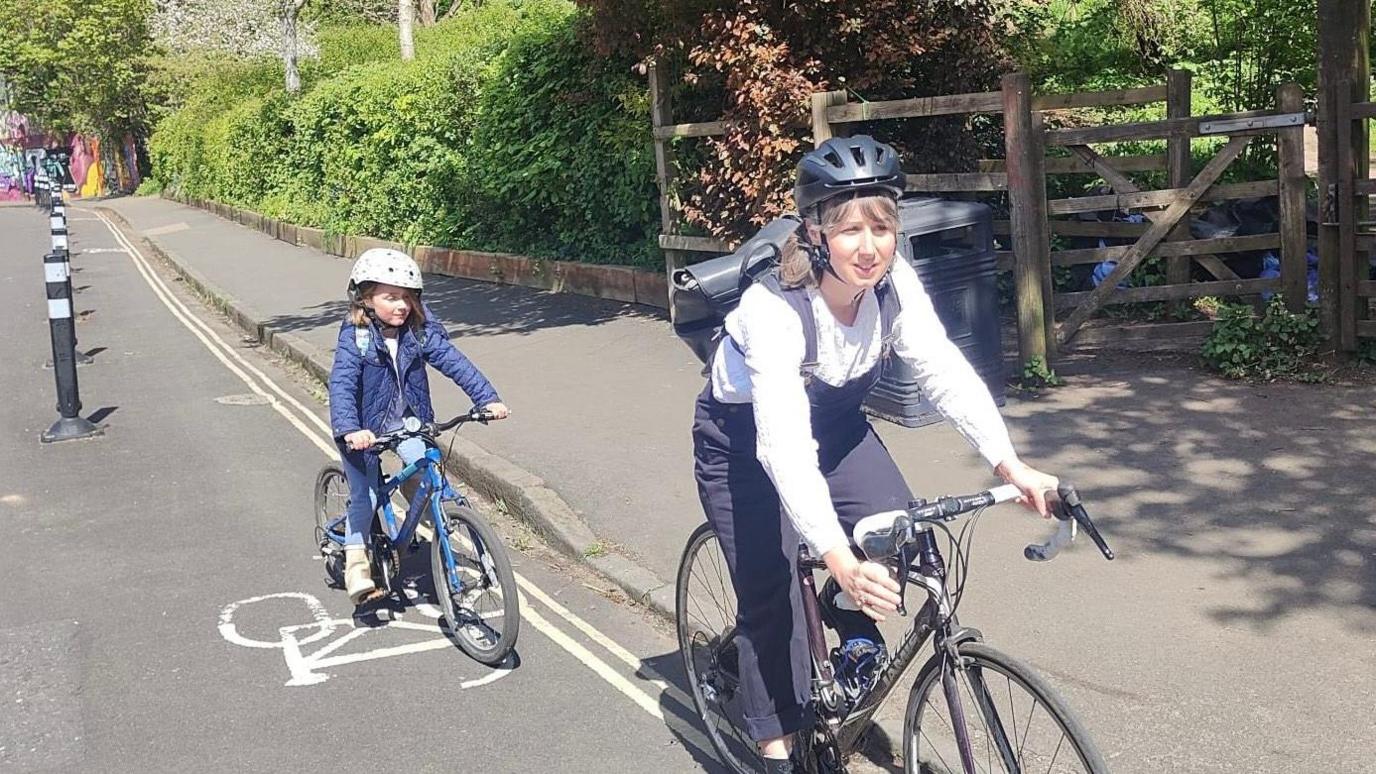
[692,397,912,742]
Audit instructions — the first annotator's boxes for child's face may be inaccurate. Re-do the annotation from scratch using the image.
[365,283,414,327]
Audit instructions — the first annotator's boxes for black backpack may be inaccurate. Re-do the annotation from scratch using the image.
[669,215,899,369]
[669,215,803,364]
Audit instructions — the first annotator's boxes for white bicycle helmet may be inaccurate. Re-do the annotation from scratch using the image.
[348,248,423,299]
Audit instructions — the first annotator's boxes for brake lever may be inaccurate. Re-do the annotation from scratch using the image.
[891,514,912,617]
[1057,483,1115,560]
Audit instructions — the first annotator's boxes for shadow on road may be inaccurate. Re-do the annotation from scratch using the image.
[261,274,662,340]
[1006,355,1376,633]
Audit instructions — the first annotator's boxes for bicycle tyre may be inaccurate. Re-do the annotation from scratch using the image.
[431,502,519,665]
[902,642,1108,774]
[313,464,348,587]
[676,522,766,774]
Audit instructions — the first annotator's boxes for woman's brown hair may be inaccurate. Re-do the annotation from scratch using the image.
[349,282,426,333]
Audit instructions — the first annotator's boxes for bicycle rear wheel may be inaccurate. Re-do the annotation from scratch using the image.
[903,642,1108,774]
[431,503,519,665]
[676,523,765,774]
[313,465,348,587]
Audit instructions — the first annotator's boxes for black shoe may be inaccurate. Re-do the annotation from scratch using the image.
[763,756,799,774]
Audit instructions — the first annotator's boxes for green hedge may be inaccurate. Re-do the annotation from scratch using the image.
[148,0,659,267]
[464,16,657,264]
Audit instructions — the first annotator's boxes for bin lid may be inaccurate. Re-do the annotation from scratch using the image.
[897,197,992,234]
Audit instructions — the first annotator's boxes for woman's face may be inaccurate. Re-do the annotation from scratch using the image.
[818,210,898,290]
[365,283,414,327]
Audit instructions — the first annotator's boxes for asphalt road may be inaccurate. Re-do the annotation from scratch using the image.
[7,197,1374,773]
[0,203,718,773]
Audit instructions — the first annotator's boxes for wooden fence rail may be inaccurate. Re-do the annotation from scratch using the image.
[648,65,1313,365]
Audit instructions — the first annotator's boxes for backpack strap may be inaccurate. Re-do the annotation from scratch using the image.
[758,274,819,377]
[875,276,902,357]
[729,273,900,378]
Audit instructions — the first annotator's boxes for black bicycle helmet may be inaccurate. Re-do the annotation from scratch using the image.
[793,135,905,214]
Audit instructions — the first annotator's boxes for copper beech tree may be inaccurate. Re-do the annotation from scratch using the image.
[577,0,1008,240]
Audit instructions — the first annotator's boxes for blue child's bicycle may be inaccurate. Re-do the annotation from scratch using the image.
[313,409,520,665]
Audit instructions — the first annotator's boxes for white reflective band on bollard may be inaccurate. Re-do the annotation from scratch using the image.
[45,262,70,283]
[51,234,68,250]
[50,216,65,230]
[48,299,72,319]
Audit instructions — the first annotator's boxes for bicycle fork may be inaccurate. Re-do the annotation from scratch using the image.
[911,527,1021,774]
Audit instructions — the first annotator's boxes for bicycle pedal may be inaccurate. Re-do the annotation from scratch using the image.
[358,588,388,604]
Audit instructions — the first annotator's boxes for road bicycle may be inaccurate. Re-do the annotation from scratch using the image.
[314,410,519,665]
[677,482,1115,773]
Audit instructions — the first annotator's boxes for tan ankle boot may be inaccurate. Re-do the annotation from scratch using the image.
[344,547,376,604]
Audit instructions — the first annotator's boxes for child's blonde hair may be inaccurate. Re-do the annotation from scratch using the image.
[779,194,900,288]
[349,282,426,333]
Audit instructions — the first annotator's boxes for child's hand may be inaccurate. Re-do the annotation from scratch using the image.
[344,430,377,450]
[482,402,510,420]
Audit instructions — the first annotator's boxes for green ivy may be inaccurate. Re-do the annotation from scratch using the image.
[1017,355,1064,391]
[1201,297,1325,382]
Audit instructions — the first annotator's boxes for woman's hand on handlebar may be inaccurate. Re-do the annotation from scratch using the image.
[994,457,1059,518]
[344,429,377,451]
[824,548,901,623]
[481,402,510,420]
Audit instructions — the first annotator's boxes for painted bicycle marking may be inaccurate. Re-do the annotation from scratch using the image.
[218,590,515,687]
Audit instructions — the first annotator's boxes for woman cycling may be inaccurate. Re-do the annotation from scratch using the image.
[690,135,1058,772]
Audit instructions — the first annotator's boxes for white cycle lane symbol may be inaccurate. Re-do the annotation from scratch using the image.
[217,591,516,687]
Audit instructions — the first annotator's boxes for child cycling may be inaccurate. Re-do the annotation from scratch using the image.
[328,248,509,604]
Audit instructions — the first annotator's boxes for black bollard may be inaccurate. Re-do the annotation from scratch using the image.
[40,250,102,443]
[46,192,93,367]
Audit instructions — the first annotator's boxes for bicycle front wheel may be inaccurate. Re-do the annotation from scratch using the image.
[431,503,519,665]
[676,522,765,774]
[903,642,1108,774]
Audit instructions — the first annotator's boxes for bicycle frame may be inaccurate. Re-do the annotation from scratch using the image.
[684,483,1112,774]
[321,445,469,591]
[801,526,964,760]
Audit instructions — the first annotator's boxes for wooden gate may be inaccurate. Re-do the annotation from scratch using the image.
[1042,96,1310,347]
[649,67,1313,367]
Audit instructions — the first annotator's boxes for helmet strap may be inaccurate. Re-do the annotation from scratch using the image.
[801,218,841,281]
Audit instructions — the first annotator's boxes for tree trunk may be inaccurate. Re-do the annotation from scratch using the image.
[418,0,436,26]
[280,0,302,94]
[398,0,416,60]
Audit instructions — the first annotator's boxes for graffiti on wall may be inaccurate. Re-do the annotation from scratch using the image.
[0,109,141,199]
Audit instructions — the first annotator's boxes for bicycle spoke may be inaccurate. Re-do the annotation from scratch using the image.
[690,567,730,631]
[1018,690,1038,769]
[709,551,735,619]
[701,545,734,624]
[918,727,957,774]
[1044,735,1065,774]
[687,581,732,639]
[688,554,719,611]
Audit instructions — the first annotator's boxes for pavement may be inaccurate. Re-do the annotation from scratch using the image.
[23,194,1376,772]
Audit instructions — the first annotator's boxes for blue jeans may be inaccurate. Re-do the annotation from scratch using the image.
[337,437,429,548]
